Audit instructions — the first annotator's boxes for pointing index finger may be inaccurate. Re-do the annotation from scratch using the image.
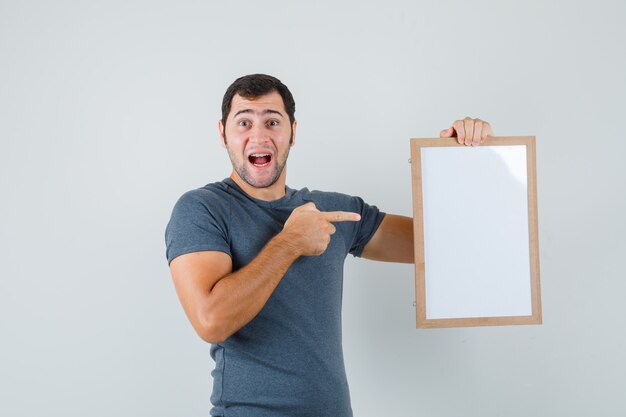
[321,211,361,222]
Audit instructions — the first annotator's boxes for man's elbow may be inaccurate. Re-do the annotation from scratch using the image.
[196,311,230,344]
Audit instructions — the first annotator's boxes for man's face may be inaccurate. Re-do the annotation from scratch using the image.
[219,91,296,189]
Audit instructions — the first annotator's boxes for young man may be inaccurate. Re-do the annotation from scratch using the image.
[165,74,493,417]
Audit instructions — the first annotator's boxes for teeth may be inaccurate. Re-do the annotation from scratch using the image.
[250,153,270,157]
[253,162,270,167]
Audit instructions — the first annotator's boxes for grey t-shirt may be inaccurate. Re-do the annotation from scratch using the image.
[165,178,385,417]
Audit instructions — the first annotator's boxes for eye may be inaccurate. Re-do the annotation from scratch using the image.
[238,120,249,127]
[267,120,279,127]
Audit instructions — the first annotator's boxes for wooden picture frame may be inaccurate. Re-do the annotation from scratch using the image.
[410,136,542,328]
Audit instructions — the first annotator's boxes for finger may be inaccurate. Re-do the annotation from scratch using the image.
[321,211,361,222]
[327,224,337,235]
[481,122,493,143]
[453,120,465,145]
[472,120,483,146]
[463,117,474,146]
[440,127,455,138]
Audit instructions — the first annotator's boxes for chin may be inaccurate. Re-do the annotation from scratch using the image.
[241,172,280,189]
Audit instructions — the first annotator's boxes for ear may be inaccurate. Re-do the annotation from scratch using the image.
[290,120,297,147]
[218,119,227,147]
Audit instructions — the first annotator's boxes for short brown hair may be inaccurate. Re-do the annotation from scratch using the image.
[221,74,296,128]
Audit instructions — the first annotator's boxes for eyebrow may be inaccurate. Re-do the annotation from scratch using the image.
[233,109,284,119]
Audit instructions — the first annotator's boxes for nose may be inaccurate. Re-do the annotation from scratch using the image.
[248,124,270,145]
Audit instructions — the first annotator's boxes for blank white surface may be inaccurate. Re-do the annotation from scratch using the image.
[421,145,532,319]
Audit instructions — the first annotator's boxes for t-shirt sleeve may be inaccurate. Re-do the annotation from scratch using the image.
[164,190,231,265]
[348,196,386,258]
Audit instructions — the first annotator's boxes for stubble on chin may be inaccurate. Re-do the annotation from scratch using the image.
[228,150,289,189]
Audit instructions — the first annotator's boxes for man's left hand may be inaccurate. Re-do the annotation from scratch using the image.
[440,117,493,146]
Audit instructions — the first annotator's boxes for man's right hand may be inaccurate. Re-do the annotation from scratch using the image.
[281,202,361,256]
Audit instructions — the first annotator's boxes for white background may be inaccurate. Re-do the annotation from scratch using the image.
[1,1,624,416]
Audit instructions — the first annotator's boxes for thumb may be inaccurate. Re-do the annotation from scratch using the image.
[440,127,455,138]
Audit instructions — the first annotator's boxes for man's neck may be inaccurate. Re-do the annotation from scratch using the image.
[229,171,287,202]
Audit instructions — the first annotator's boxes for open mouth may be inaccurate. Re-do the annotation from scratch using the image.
[248,153,272,167]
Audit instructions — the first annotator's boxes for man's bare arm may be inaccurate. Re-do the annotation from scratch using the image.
[361,214,414,263]
[170,237,300,344]
[169,202,360,344]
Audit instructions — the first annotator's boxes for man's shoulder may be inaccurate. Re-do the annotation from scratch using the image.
[189,178,232,196]
[300,187,352,200]
[174,179,233,213]
[296,187,363,212]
